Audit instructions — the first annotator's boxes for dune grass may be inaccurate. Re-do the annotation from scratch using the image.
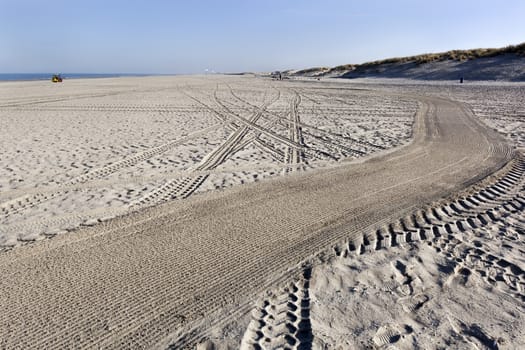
[361,43,525,67]
[292,42,525,76]
[293,67,330,75]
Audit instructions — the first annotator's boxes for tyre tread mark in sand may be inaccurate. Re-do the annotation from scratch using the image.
[0,92,515,349]
[0,91,127,108]
[337,154,525,303]
[235,88,381,160]
[224,85,413,163]
[299,131,364,159]
[0,124,221,219]
[227,86,303,164]
[225,85,292,163]
[212,89,306,150]
[131,89,280,208]
[112,99,512,349]
[240,267,313,350]
[0,85,188,108]
[253,137,286,163]
[284,92,306,172]
[238,154,523,347]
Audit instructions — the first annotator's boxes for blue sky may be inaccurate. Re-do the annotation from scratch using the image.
[1,0,524,74]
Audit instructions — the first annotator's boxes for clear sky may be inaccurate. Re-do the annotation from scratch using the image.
[1,0,524,74]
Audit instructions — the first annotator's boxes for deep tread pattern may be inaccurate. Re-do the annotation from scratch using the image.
[238,154,524,347]
[336,155,525,303]
[240,267,313,350]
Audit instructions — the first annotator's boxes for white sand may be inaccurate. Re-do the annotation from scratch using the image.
[193,80,525,350]
[0,76,522,349]
[0,76,415,249]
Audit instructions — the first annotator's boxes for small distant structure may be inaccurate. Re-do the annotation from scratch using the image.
[271,71,283,80]
[51,74,63,83]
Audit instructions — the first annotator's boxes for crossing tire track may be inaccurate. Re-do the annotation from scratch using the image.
[285,92,306,172]
[0,124,221,219]
[131,88,280,208]
[0,87,515,349]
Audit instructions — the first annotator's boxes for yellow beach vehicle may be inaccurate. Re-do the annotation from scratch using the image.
[51,74,63,82]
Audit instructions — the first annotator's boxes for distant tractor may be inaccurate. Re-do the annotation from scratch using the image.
[51,74,63,83]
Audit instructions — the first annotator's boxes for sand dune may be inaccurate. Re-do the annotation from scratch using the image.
[290,43,525,81]
[341,54,525,81]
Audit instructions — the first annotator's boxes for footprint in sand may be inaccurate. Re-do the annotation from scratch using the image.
[400,293,430,314]
[372,323,415,348]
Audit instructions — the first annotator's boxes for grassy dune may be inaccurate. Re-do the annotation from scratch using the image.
[292,42,525,80]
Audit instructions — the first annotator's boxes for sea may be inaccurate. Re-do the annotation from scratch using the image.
[0,73,152,81]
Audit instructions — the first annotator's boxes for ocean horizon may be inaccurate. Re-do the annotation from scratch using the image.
[0,73,162,81]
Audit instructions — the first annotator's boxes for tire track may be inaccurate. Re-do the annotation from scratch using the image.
[223,85,290,163]
[253,137,286,163]
[285,92,305,171]
[184,86,297,162]
[130,174,209,207]
[334,154,525,303]
[300,131,365,159]
[0,91,128,108]
[240,267,312,350]
[211,89,306,151]
[130,89,281,208]
[224,85,406,164]
[237,154,524,347]
[235,88,413,161]
[0,124,221,219]
[0,87,515,349]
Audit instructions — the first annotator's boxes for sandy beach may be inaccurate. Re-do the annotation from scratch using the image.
[0,76,416,248]
[0,75,523,349]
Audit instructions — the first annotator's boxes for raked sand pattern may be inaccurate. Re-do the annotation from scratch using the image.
[0,76,523,349]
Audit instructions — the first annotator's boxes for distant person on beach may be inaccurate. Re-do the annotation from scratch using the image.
[460,76,464,83]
